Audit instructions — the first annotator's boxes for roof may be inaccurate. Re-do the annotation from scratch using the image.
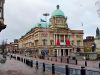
[36,23,49,28]
[52,5,64,17]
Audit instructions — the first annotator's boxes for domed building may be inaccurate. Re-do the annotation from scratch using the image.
[18,5,84,57]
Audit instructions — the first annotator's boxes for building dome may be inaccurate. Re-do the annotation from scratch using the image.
[52,5,64,17]
[36,23,48,28]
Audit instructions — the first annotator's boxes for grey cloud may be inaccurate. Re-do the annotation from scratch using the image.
[0,0,100,43]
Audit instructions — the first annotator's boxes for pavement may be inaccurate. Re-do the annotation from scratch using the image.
[31,57,100,72]
[0,55,100,75]
[0,56,59,75]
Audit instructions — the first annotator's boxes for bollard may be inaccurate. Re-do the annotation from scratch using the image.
[18,57,19,61]
[43,63,45,72]
[28,59,29,66]
[25,59,27,64]
[24,58,25,63]
[81,66,86,75]
[17,57,18,60]
[21,58,23,62]
[26,59,28,65]
[30,60,33,67]
[36,61,38,69]
[65,65,69,75]
[28,60,31,67]
[19,57,20,61]
[15,56,17,60]
[76,60,77,65]
[52,64,55,75]
[67,58,69,64]
[11,55,12,58]
[85,61,87,66]
[99,62,100,68]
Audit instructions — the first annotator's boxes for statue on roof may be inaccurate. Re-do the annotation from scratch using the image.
[96,27,100,37]
[57,5,60,9]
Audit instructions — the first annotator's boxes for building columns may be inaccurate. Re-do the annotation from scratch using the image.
[64,35,65,45]
[54,34,55,45]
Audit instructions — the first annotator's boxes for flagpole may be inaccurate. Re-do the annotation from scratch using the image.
[43,13,49,56]
[43,13,49,28]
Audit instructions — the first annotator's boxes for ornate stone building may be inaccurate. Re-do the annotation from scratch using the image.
[83,36,94,52]
[0,0,6,32]
[18,5,84,56]
[6,39,19,53]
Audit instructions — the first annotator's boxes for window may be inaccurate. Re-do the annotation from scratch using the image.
[77,40,81,46]
[35,40,38,46]
[76,34,81,38]
[68,35,70,38]
[50,40,53,45]
[71,40,74,45]
[60,35,64,42]
[43,39,47,46]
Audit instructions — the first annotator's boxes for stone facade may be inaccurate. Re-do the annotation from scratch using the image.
[83,36,94,52]
[6,39,19,53]
[18,5,84,57]
[95,38,100,53]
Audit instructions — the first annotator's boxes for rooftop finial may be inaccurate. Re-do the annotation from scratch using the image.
[57,5,60,9]
[96,27,100,37]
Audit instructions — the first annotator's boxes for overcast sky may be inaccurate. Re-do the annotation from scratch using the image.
[0,0,100,43]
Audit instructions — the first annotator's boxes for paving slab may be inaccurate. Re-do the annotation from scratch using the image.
[0,57,59,75]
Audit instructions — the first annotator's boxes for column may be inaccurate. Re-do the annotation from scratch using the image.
[57,49,59,56]
[59,49,61,56]
[59,34,60,41]
[56,34,57,45]
[63,49,65,56]
[54,34,55,45]
[68,49,69,56]
[64,35,65,45]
